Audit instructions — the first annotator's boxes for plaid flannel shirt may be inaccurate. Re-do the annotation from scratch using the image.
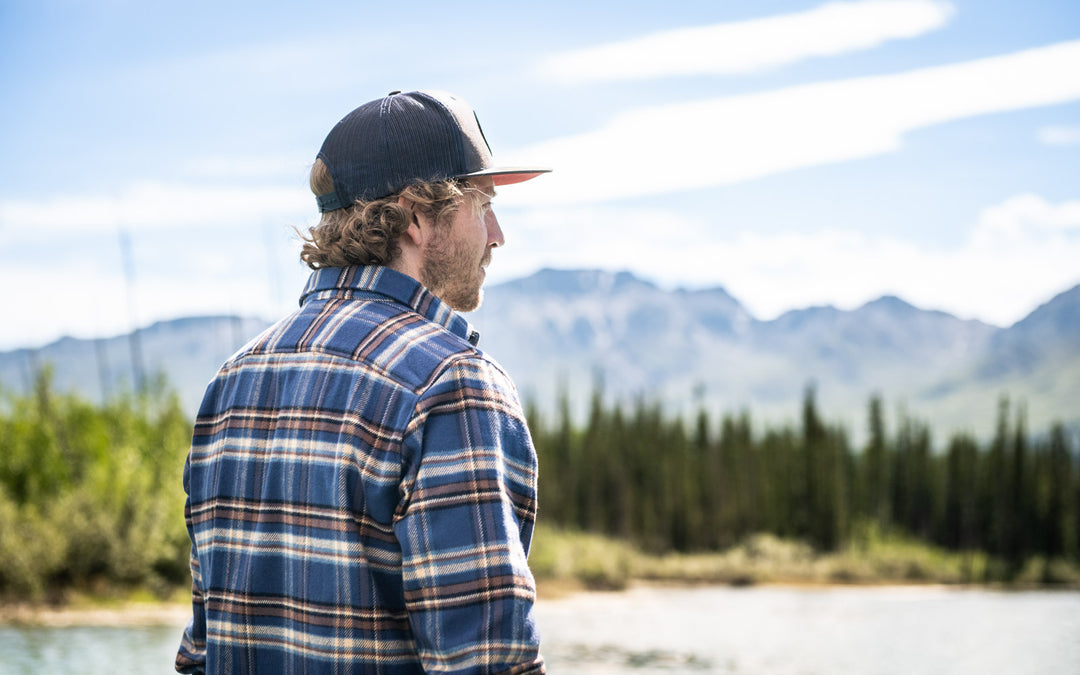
[176,265,544,674]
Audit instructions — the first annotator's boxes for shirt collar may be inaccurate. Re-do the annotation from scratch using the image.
[299,266,480,345]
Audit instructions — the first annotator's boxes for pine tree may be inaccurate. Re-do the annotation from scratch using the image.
[943,433,980,550]
[862,395,891,525]
[1045,423,1078,560]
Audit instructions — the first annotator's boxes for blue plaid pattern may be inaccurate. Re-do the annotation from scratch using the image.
[176,266,544,674]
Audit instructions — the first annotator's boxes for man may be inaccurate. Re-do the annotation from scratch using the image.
[176,90,549,674]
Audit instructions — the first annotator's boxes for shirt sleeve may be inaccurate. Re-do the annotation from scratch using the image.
[394,355,545,674]
[175,459,208,675]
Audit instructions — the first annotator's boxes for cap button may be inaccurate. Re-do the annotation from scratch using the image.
[388,90,401,96]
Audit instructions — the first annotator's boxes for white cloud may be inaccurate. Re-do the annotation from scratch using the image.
[973,193,1080,243]
[4,191,1077,350]
[494,193,1080,327]
[0,227,312,351]
[0,261,284,351]
[0,181,313,234]
[0,177,318,348]
[1038,124,1080,146]
[538,0,954,82]
[506,39,1080,207]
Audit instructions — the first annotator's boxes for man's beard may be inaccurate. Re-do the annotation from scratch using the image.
[420,229,489,313]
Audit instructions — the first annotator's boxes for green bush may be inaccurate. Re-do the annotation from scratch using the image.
[0,371,192,600]
[0,494,67,597]
[530,524,635,590]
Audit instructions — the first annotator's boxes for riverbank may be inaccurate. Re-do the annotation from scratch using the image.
[0,586,191,627]
[4,524,1078,626]
[528,524,1080,592]
[4,574,1079,630]
[0,599,189,627]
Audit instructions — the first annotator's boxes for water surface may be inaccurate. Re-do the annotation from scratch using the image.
[1,585,1076,674]
[538,584,1080,674]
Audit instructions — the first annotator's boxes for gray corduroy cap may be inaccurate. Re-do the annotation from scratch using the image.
[315,90,550,211]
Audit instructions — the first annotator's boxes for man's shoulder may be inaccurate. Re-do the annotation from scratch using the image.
[228,297,483,393]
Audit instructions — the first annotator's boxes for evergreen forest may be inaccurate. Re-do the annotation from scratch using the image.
[527,386,1078,581]
[0,371,1077,600]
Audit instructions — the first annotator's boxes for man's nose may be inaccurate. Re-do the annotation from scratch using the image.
[487,211,505,248]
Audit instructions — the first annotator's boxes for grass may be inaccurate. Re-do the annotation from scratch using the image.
[6,523,1077,623]
[528,522,1080,593]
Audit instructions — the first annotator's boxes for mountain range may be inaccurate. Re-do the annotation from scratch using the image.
[2,269,1077,444]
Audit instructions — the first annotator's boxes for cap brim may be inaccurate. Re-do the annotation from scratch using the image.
[460,167,551,187]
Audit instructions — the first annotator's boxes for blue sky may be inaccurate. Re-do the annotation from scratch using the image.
[1,0,1079,350]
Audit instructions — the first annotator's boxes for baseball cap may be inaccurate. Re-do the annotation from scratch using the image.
[314,90,550,211]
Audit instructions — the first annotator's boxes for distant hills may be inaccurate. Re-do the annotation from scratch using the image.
[0,315,270,416]
[468,270,1079,442]
[2,269,1078,443]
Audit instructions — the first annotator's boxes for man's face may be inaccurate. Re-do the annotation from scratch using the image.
[420,177,503,312]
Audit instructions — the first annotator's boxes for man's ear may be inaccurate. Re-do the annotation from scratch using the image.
[397,196,424,248]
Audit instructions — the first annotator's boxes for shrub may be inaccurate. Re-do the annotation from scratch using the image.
[0,371,192,599]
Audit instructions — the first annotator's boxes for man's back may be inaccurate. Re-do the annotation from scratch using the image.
[177,266,543,674]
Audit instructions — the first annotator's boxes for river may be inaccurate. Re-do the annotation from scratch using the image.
[1,585,1077,674]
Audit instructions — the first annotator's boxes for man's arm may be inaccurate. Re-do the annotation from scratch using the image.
[395,355,544,674]
[175,461,207,675]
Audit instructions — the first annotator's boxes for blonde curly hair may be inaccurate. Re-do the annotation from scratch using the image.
[300,159,469,270]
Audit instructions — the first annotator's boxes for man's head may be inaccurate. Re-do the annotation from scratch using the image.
[416,176,501,312]
[300,90,548,310]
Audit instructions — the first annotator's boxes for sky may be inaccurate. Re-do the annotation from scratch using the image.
[1,0,1079,350]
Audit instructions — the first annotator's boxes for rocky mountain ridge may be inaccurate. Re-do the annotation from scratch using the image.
[2,269,1077,442]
